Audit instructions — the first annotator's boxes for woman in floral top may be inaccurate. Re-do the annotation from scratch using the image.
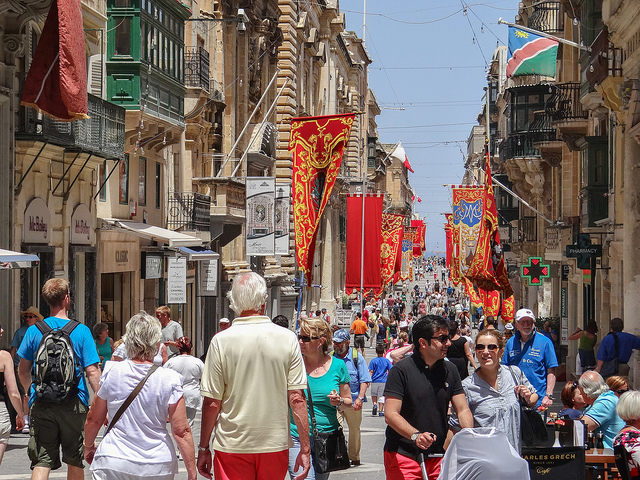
[613,390,640,479]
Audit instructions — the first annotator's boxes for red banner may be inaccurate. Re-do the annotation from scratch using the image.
[452,186,484,278]
[381,214,405,289]
[449,214,461,286]
[445,214,453,269]
[501,294,515,323]
[480,288,501,317]
[411,219,426,257]
[289,114,355,286]
[464,278,482,306]
[346,194,383,295]
[465,154,513,297]
[21,0,88,121]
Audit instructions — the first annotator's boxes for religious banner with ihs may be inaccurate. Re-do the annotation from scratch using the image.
[246,177,275,256]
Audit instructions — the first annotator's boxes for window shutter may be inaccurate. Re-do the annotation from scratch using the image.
[88,54,103,98]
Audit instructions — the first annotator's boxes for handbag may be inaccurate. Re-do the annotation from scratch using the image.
[306,385,350,474]
[507,366,548,447]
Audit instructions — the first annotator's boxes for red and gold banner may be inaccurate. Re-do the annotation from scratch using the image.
[411,219,426,257]
[445,214,453,269]
[21,0,89,121]
[465,154,513,297]
[345,194,383,295]
[400,227,416,281]
[452,186,484,278]
[381,214,404,289]
[501,294,515,323]
[464,278,482,306]
[289,113,355,285]
[449,214,461,286]
[480,288,501,317]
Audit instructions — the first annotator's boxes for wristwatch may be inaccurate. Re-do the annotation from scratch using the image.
[545,394,554,400]
[357,397,364,402]
[410,432,421,443]
[198,444,210,452]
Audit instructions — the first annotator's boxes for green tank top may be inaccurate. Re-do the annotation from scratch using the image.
[579,331,597,350]
[96,337,112,365]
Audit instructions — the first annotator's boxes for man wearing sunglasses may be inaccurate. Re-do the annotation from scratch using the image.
[503,308,558,408]
[383,315,473,480]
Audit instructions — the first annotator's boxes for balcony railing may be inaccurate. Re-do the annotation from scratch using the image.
[519,216,537,242]
[167,192,211,231]
[546,83,587,121]
[527,1,564,34]
[586,27,624,88]
[530,111,557,141]
[185,46,210,92]
[18,94,125,159]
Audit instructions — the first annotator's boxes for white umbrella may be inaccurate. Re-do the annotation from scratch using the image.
[0,249,40,269]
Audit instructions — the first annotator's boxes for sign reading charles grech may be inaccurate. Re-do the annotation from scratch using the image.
[23,197,51,244]
[70,204,93,245]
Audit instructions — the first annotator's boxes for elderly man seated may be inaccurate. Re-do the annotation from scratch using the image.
[578,370,625,449]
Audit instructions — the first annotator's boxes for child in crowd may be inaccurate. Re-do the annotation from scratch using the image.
[368,343,393,416]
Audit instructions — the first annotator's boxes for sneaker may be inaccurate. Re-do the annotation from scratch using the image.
[372,405,378,416]
[22,424,30,434]
[379,411,385,417]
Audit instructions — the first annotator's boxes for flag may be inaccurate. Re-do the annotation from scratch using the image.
[400,227,416,281]
[501,295,515,323]
[506,26,558,78]
[452,186,484,278]
[445,214,453,269]
[345,194,383,295]
[480,288,501,317]
[449,214,461,286]
[380,214,404,289]
[290,113,355,286]
[21,0,89,121]
[411,220,425,257]
[465,153,513,297]
[390,141,414,173]
[464,278,482,306]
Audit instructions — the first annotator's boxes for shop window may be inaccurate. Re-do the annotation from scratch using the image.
[119,154,129,205]
[155,161,161,209]
[139,157,147,206]
[113,18,131,57]
[99,161,107,202]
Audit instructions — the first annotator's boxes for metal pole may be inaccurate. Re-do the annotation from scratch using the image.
[216,71,279,177]
[360,116,365,309]
[230,78,289,177]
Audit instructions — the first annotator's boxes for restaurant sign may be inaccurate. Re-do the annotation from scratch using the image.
[522,446,585,480]
[23,197,51,244]
[70,204,93,245]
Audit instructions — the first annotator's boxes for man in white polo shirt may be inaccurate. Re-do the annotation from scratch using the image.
[197,272,310,480]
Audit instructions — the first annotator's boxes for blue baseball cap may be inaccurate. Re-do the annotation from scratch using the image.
[332,329,350,343]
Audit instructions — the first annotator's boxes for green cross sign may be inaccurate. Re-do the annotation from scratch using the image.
[521,257,550,285]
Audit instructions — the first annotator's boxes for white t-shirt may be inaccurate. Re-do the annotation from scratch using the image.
[92,360,184,476]
[164,354,204,410]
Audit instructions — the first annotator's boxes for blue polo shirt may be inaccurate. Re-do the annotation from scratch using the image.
[596,331,640,363]
[369,356,393,383]
[502,329,558,406]
[583,391,625,449]
[17,317,100,407]
[334,348,372,401]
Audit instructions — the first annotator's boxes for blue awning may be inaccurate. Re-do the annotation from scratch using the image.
[0,249,40,269]
[178,246,219,261]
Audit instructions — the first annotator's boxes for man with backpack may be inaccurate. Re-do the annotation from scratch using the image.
[18,278,101,480]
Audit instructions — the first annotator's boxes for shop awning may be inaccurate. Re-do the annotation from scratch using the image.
[0,249,40,269]
[178,246,219,261]
[102,219,203,247]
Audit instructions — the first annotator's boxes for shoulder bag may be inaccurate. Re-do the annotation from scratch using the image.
[306,385,350,473]
[104,364,159,435]
[507,366,548,447]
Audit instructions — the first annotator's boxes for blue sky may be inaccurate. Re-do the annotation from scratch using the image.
[342,1,519,255]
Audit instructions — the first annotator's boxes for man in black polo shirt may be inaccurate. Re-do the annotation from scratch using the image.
[383,315,473,479]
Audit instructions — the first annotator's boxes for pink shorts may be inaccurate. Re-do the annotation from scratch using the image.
[384,450,442,480]
[213,449,288,480]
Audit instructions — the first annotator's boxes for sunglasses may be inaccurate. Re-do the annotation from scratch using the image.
[24,314,38,319]
[298,335,320,342]
[432,334,451,344]
[475,343,499,352]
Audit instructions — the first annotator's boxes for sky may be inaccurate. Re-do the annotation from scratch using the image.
[342,1,520,255]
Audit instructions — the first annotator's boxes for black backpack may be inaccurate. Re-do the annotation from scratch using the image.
[34,320,81,403]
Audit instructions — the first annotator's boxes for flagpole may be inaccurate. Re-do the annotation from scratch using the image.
[498,18,591,52]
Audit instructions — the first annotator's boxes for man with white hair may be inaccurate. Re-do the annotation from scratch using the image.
[502,308,558,408]
[197,272,310,480]
[578,370,625,449]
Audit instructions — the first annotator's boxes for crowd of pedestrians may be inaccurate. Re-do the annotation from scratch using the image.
[5,266,640,479]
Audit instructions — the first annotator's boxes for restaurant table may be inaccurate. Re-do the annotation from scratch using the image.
[585,448,619,480]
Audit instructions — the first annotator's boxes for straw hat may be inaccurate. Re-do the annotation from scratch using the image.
[20,306,43,321]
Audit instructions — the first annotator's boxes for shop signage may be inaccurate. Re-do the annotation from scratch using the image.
[141,252,163,279]
[561,287,567,318]
[197,259,218,296]
[23,197,51,244]
[167,257,187,303]
[566,233,602,269]
[246,177,275,256]
[115,250,129,263]
[70,204,93,245]
[522,446,585,480]
[521,257,550,285]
